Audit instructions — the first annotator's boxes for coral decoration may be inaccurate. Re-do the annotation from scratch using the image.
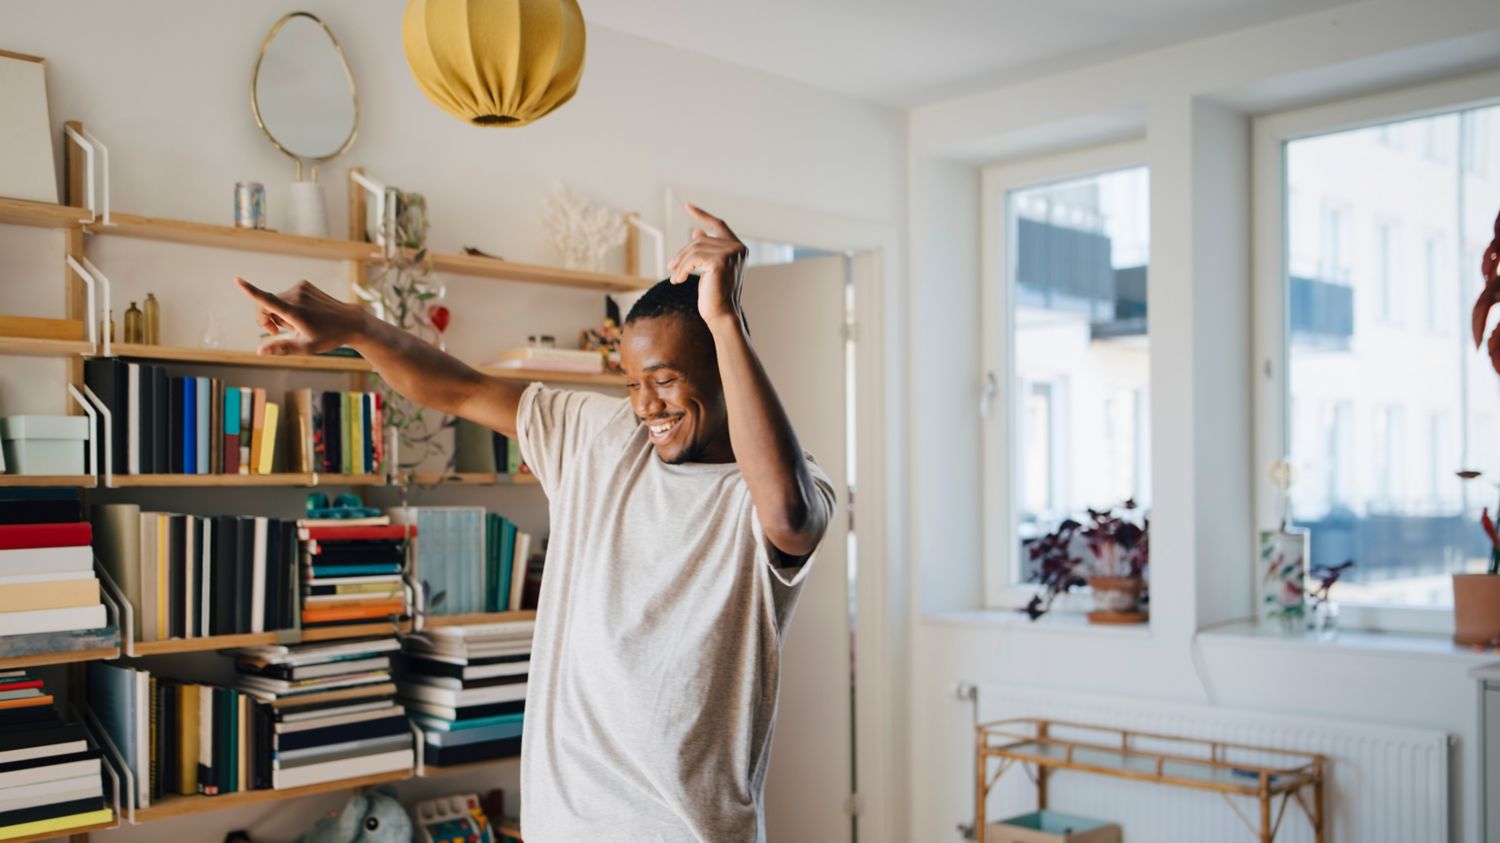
[1470,208,1500,375]
[543,184,628,271]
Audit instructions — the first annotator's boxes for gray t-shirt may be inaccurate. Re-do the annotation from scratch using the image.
[515,383,834,842]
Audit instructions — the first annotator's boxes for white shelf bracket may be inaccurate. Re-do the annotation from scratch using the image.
[79,383,112,487]
[66,255,98,355]
[63,125,112,225]
[627,215,667,280]
[67,383,100,480]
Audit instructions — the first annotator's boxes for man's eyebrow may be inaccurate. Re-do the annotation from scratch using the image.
[642,363,675,373]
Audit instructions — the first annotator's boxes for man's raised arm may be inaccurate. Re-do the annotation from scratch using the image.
[235,278,526,438]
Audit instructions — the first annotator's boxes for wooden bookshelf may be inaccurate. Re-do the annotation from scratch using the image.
[129,631,281,657]
[109,473,316,487]
[315,474,386,486]
[88,212,379,261]
[108,343,370,373]
[0,474,96,488]
[402,472,540,487]
[299,620,411,643]
[428,250,651,293]
[423,610,536,629]
[0,197,91,229]
[418,755,519,778]
[131,768,412,822]
[0,645,119,671]
[4,814,117,842]
[483,366,627,387]
[0,336,94,358]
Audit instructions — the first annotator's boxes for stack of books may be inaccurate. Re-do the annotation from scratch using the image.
[0,670,111,837]
[283,388,384,476]
[232,638,413,789]
[83,360,284,475]
[486,346,603,373]
[0,493,108,639]
[401,620,531,768]
[297,517,411,629]
[91,505,297,643]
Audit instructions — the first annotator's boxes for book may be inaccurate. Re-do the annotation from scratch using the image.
[508,532,530,611]
[0,606,104,636]
[0,523,91,551]
[287,389,314,473]
[250,519,268,634]
[0,490,82,526]
[224,386,242,475]
[0,806,113,839]
[0,545,92,576]
[0,579,99,612]
[126,363,142,474]
[238,387,252,475]
[257,402,280,475]
[209,378,222,474]
[249,389,267,476]
[419,736,521,767]
[182,376,196,475]
[298,525,414,542]
[269,746,412,790]
[361,392,374,474]
[342,392,355,475]
[195,375,210,474]
[398,681,526,707]
[83,358,128,475]
[320,391,341,474]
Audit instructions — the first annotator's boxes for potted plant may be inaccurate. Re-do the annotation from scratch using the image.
[1022,501,1149,623]
[1460,207,1500,646]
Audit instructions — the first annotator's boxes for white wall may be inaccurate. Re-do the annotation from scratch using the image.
[0,1,906,839]
[908,1,1500,841]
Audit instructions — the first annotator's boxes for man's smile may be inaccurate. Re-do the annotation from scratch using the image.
[645,415,684,443]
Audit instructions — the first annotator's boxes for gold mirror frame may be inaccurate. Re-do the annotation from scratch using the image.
[250,11,359,182]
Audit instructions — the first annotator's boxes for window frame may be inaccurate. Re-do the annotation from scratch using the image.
[1251,67,1500,635]
[980,140,1149,610]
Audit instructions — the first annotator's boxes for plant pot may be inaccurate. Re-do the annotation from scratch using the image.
[1086,576,1147,624]
[1453,574,1500,646]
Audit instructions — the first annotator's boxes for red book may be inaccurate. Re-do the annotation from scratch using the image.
[297,525,416,542]
[0,679,44,693]
[0,522,92,550]
[225,432,241,475]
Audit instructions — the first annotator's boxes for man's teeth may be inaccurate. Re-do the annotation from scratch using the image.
[649,418,679,436]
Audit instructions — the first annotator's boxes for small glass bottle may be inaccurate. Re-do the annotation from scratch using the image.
[143,293,160,345]
[123,302,143,343]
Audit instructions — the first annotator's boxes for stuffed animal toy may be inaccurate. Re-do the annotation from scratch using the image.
[294,786,411,843]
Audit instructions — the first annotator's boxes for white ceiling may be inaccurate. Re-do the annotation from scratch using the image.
[583,0,1353,107]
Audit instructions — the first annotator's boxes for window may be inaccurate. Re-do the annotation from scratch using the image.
[982,144,1150,603]
[1256,77,1500,632]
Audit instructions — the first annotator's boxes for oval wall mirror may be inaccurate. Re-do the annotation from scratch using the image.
[251,11,358,181]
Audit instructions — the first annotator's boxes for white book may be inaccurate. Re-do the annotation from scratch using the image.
[401,699,518,721]
[251,517,268,634]
[399,681,526,706]
[231,637,400,664]
[274,704,404,734]
[273,732,411,763]
[266,656,389,679]
[135,670,149,808]
[184,516,196,638]
[0,570,93,586]
[0,738,88,766]
[126,363,141,474]
[508,532,530,611]
[422,620,536,640]
[270,746,412,790]
[0,772,102,813]
[405,660,530,681]
[0,604,106,636]
[0,546,93,577]
[239,670,390,696]
[304,575,403,587]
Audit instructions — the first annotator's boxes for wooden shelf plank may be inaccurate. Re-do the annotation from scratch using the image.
[299,621,411,642]
[0,646,118,671]
[89,212,379,261]
[107,343,370,372]
[131,769,411,822]
[418,754,519,778]
[484,366,626,387]
[0,474,96,488]
[109,473,316,487]
[402,472,539,487]
[315,474,386,486]
[0,197,90,229]
[428,251,652,293]
[0,336,94,358]
[130,631,281,657]
[423,610,536,628]
[2,815,117,842]
[496,819,523,838]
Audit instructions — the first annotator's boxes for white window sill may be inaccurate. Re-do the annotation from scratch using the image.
[1197,620,1499,664]
[923,609,1152,638]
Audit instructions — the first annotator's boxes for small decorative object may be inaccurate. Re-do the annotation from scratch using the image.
[580,317,623,373]
[397,191,428,249]
[143,293,160,345]
[1260,458,1309,628]
[201,310,224,348]
[1456,208,1500,646]
[527,334,556,348]
[304,491,381,520]
[0,415,89,475]
[234,181,267,230]
[0,50,60,203]
[429,304,450,334]
[1022,501,1148,623]
[294,785,410,843]
[542,184,628,271]
[411,793,495,843]
[402,0,586,128]
[1307,560,1353,638]
[123,301,143,343]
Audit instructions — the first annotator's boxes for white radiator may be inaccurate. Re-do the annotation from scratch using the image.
[976,683,1449,843]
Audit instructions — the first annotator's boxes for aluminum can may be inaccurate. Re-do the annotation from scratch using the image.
[235,181,266,229]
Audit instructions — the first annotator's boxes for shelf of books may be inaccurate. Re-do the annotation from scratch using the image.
[106,473,384,488]
[131,769,413,823]
[0,197,91,229]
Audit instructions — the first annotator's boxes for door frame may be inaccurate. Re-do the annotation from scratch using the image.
[665,186,901,843]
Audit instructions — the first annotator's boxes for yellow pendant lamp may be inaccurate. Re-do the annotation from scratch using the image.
[402,0,586,128]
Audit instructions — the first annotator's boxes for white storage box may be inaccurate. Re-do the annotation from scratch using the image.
[0,415,88,475]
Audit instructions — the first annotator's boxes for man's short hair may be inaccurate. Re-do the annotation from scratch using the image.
[625,275,702,327]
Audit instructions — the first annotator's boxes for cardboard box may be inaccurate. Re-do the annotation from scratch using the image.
[987,810,1122,843]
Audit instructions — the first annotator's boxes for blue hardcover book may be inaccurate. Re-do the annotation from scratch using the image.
[196,376,210,474]
[182,377,196,475]
[309,563,403,577]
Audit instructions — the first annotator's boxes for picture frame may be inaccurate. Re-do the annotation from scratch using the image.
[0,49,60,204]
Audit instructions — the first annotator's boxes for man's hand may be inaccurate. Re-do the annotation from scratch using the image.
[667,204,748,330]
[235,277,371,356]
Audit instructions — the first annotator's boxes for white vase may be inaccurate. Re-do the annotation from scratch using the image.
[286,180,328,238]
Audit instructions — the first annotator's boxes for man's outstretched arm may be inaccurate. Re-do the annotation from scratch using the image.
[235,278,526,438]
[668,206,831,559]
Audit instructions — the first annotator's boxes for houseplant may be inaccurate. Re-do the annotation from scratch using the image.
[1023,502,1149,623]
[1460,207,1500,646]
